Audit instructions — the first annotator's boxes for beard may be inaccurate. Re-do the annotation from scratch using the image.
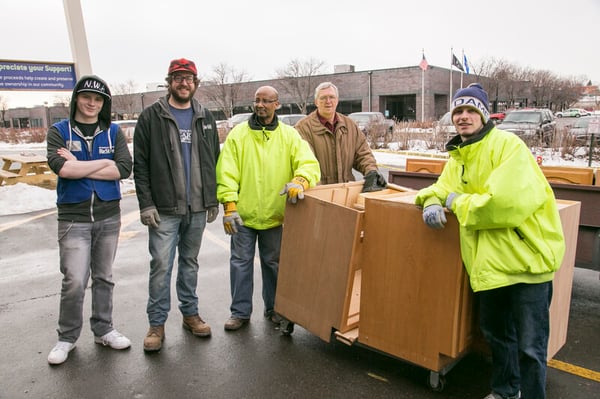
[169,85,197,105]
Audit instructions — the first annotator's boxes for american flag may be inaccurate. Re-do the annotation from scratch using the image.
[419,54,428,71]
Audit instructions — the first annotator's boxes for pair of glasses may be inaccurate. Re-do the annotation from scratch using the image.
[253,99,278,105]
[172,75,195,83]
[317,95,337,103]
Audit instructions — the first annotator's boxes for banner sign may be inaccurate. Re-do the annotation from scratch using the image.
[0,60,77,91]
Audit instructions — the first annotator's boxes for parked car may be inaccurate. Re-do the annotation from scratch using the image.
[348,112,394,148]
[496,109,556,145]
[278,114,305,126]
[489,111,507,123]
[567,115,600,144]
[113,119,137,142]
[555,108,591,118]
[227,113,252,129]
[434,111,457,136]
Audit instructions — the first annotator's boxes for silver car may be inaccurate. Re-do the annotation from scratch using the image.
[568,115,600,144]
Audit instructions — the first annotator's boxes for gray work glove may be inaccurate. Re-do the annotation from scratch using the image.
[223,202,244,235]
[207,207,219,223]
[279,176,309,204]
[422,204,446,229]
[140,208,160,229]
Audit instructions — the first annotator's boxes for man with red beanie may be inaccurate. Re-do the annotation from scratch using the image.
[134,58,220,352]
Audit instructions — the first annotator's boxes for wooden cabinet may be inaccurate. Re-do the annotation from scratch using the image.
[276,182,580,373]
[275,182,411,341]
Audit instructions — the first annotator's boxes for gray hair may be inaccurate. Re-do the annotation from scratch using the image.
[314,82,339,101]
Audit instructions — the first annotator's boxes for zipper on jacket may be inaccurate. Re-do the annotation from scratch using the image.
[513,227,537,254]
[89,192,95,222]
[461,164,468,184]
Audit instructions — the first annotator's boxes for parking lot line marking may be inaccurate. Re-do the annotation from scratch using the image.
[0,210,56,233]
[548,359,600,382]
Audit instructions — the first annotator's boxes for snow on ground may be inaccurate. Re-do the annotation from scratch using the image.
[0,142,598,216]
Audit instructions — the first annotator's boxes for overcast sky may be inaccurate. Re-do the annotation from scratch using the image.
[2,0,599,108]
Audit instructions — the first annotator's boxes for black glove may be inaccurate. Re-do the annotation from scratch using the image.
[362,170,387,192]
[207,207,219,223]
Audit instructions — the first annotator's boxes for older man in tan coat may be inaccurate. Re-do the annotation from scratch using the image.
[294,82,386,191]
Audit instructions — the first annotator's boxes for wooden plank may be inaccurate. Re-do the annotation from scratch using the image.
[548,200,581,359]
[0,170,19,178]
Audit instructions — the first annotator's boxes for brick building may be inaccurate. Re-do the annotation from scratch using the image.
[3,64,485,128]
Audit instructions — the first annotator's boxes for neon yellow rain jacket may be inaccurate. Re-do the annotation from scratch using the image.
[415,125,565,292]
[217,116,321,230]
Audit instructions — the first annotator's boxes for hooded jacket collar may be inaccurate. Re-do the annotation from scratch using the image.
[248,113,279,131]
[446,120,495,151]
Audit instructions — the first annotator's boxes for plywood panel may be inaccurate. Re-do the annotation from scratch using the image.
[548,200,581,359]
[359,194,474,371]
[275,195,362,341]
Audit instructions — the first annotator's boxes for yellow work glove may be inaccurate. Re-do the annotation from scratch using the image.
[279,176,309,204]
[222,202,243,235]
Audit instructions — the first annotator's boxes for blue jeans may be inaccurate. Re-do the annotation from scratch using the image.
[478,281,553,399]
[56,214,121,343]
[229,225,282,319]
[147,211,207,326]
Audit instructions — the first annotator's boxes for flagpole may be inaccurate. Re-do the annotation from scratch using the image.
[421,62,425,122]
[449,47,453,109]
[460,49,464,89]
[419,49,427,121]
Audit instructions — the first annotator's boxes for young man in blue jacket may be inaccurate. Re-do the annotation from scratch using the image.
[46,75,133,365]
[416,84,565,399]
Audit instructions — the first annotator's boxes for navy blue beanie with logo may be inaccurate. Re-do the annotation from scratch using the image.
[451,83,490,123]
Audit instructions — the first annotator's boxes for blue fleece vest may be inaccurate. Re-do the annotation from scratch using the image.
[54,119,121,204]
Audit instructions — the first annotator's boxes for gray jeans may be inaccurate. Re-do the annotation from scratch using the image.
[56,214,121,343]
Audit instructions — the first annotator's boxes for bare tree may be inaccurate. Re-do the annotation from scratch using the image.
[276,58,325,114]
[111,80,139,119]
[471,57,588,111]
[200,63,250,119]
[0,95,8,127]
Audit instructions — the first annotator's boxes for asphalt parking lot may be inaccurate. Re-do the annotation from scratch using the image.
[0,194,598,399]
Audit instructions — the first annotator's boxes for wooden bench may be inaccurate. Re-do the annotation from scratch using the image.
[539,166,594,185]
[405,158,447,174]
[0,169,20,184]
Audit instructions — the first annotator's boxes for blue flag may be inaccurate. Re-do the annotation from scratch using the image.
[463,54,470,75]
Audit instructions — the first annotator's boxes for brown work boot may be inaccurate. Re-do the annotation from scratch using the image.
[182,315,212,337]
[143,325,164,352]
[224,317,249,331]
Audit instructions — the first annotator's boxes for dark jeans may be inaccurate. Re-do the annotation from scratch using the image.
[478,281,553,399]
[228,225,282,319]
